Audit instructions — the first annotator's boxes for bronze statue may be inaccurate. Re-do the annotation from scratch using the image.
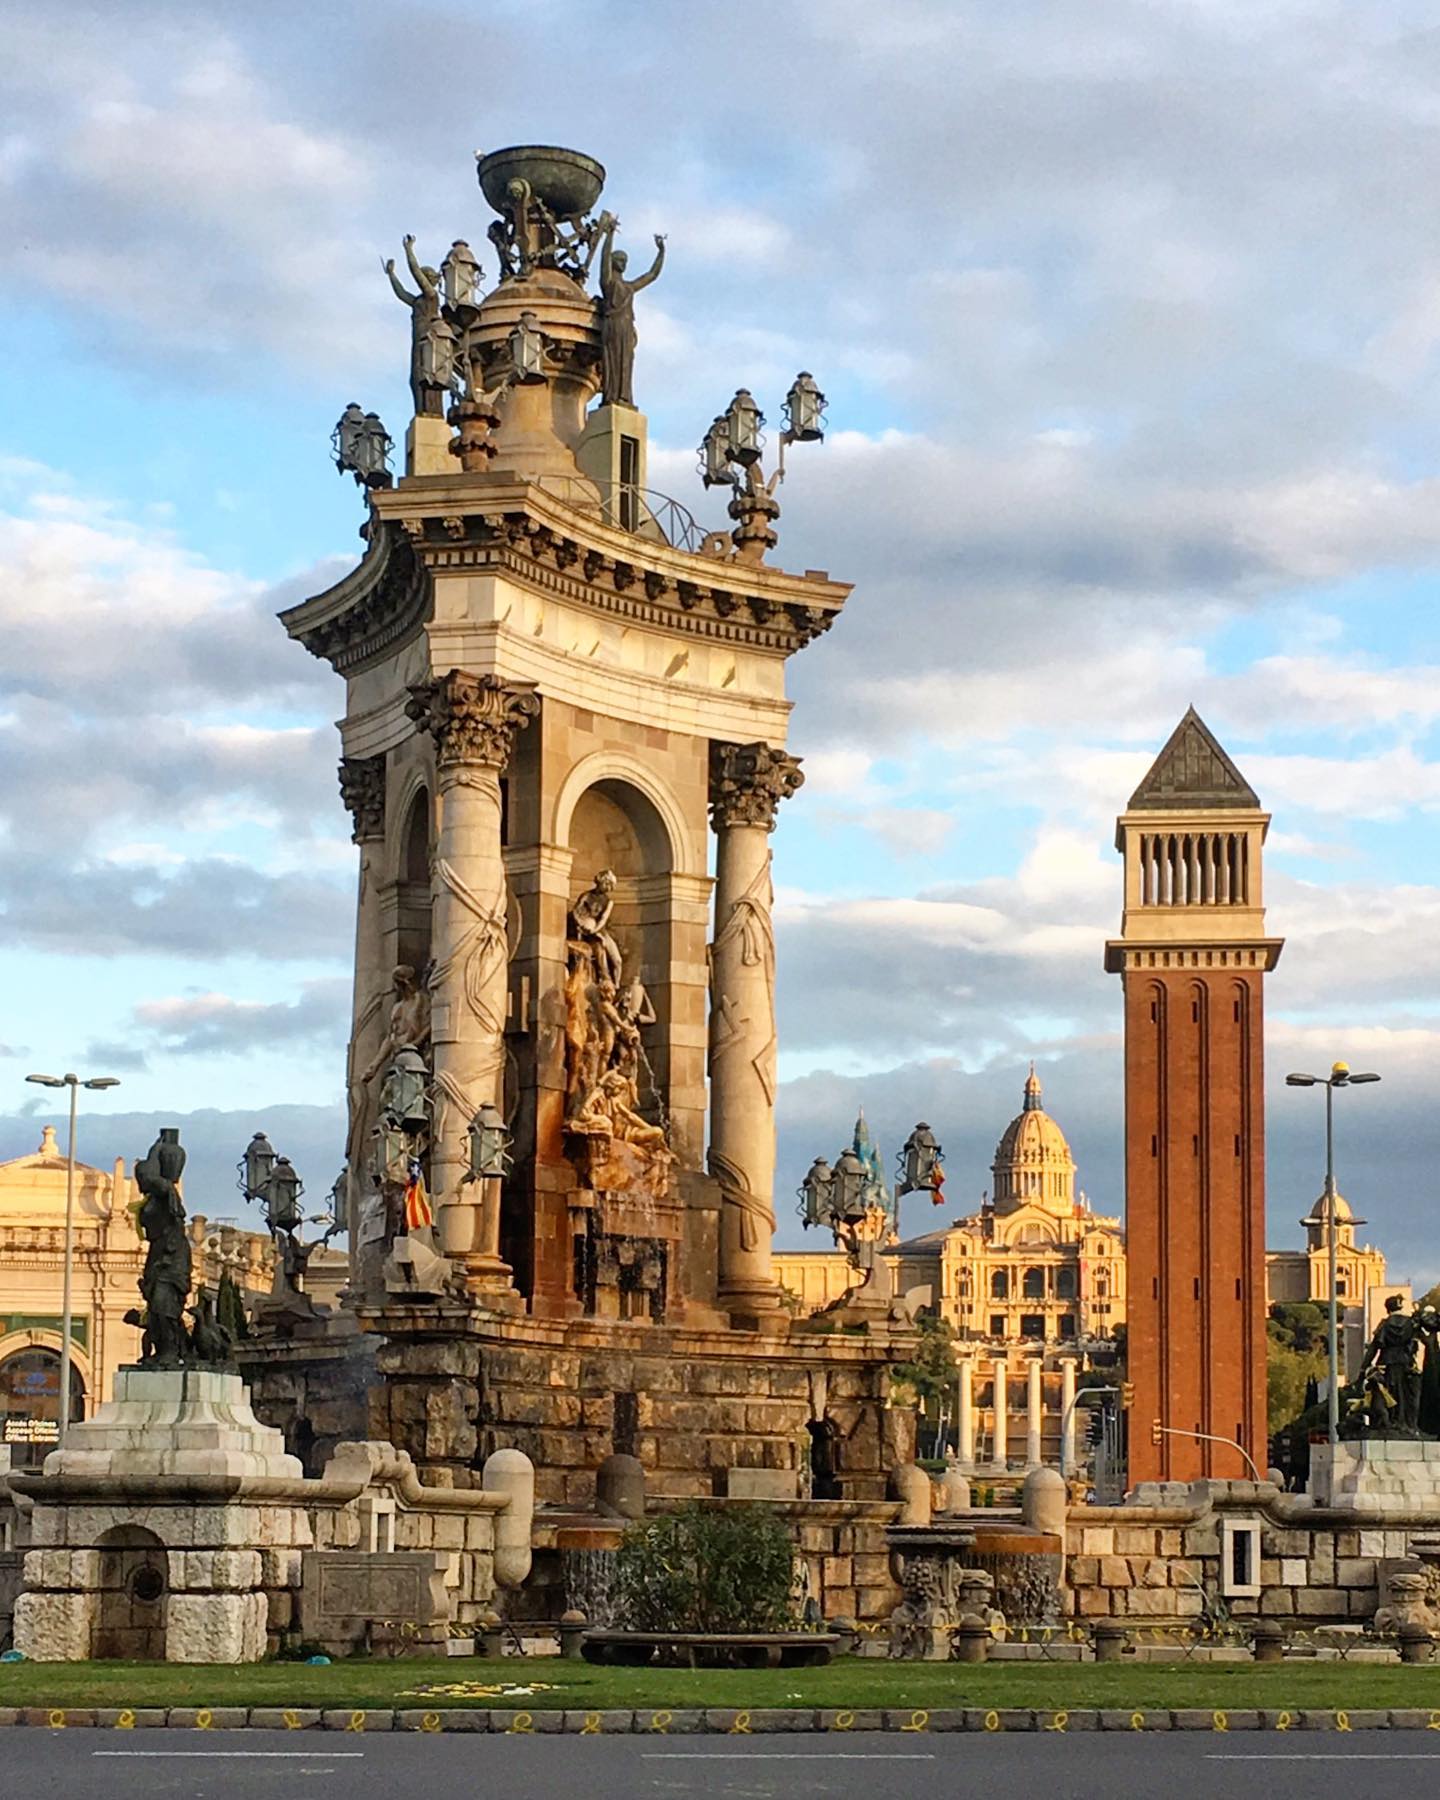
[133,1130,193,1366]
[384,236,458,416]
[1360,1294,1423,1433]
[598,222,666,407]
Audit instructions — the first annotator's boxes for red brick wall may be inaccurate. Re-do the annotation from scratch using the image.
[1124,967,1267,1484]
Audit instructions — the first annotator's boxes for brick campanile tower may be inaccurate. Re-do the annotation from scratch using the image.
[1105,708,1283,1485]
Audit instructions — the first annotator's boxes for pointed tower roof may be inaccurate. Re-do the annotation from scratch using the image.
[1128,706,1259,811]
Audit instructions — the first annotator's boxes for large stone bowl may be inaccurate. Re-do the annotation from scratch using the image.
[477,145,606,220]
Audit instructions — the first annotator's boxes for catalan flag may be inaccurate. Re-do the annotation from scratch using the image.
[403,1160,433,1232]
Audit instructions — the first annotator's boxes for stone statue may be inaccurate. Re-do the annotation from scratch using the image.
[385,236,459,416]
[1420,1306,1440,1438]
[598,222,666,407]
[133,1130,193,1366]
[569,869,624,985]
[187,1288,233,1365]
[1359,1294,1423,1433]
[362,965,432,1086]
[441,239,483,309]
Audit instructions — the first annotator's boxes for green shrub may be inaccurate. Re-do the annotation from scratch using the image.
[613,1502,798,1634]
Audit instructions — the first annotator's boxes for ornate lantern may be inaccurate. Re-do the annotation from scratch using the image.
[509,311,547,383]
[782,372,826,444]
[372,1121,411,1188]
[830,1147,868,1223]
[899,1122,943,1195]
[379,1047,431,1134]
[353,413,393,481]
[238,1131,277,1202]
[699,416,732,488]
[798,1156,835,1227]
[418,326,456,390]
[724,389,764,465]
[263,1156,305,1235]
[467,1101,514,1181]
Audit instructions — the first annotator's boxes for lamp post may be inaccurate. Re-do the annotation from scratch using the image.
[1285,1061,1381,1447]
[24,1071,121,1445]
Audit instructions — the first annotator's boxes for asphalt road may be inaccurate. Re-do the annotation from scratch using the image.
[8,1731,1440,1799]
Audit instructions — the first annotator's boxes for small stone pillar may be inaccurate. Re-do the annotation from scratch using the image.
[957,1359,975,1465]
[707,742,803,1320]
[1026,1358,1043,1467]
[596,1453,645,1521]
[992,1356,1009,1467]
[940,1459,971,1515]
[1061,1360,1077,1474]
[483,1447,536,1590]
[891,1462,932,1526]
[407,672,538,1289]
[1022,1464,1067,1545]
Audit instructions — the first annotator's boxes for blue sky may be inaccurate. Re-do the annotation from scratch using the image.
[5,1,1440,1276]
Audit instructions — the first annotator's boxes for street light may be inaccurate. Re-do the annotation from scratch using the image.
[24,1071,121,1445]
[1285,1061,1381,1447]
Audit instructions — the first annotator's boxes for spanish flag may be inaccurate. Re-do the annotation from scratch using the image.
[403,1162,433,1233]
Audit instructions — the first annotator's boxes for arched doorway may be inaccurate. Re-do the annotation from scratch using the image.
[0,1347,86,1469]
[94,1524,167,1660]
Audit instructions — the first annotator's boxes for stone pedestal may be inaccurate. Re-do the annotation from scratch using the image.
[1308,1437,1440,1511]
[406,414,452,476]
[11,1368,308,1664]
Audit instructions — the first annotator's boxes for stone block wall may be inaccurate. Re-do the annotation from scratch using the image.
[363,1305,916,1508]
[237,1324,377,1477]
[1067,1481,1434,1626]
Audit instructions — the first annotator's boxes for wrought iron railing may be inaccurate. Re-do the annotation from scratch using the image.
[534,474,708,554]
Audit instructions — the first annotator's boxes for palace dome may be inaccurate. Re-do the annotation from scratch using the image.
[991,1066,1077,1215]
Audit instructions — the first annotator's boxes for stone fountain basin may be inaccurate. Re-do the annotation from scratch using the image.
[477,145,605,219]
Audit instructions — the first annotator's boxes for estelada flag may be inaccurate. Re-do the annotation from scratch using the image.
[404,1165,433,1232]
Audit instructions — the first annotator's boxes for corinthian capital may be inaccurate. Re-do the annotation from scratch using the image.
[337,754,386,843]
[708,740,804,832]
[406,670,540,770]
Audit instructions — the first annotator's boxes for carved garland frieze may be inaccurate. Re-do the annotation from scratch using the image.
[708,740,805,832]
[406,669,540,769]
[338,754,387,843]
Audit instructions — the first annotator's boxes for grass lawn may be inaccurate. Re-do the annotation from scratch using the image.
[3,1657,1440,1712]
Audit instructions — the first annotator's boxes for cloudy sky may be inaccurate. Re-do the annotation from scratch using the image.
[4,0,1440,1277]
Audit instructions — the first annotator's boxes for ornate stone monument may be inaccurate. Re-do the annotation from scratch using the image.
[277,144,915,1514]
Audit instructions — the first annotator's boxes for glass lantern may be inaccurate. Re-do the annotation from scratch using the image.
[698,416,733,488]
[467,1102,514,1181]
[830,1147,868,1223]
[724,389,764,466]
[263,1156,305,1235]
[783,371,826,443]
[239,1131,276,1202]
[509,312,546,383]
[899,1122,943,1195]
[798,1156,835,1228]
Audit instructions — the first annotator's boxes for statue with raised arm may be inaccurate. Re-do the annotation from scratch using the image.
[599,222,666,407]
[384,235,458,415]
[570,868,624,985]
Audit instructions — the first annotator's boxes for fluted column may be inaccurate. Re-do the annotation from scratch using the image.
[407,671,539,1287]
[992,1356,1009,1468]
[1027,1358,1044,1467]
[957,1358,975,1466]
[707,741,804,1320]
[339,754,387,1255]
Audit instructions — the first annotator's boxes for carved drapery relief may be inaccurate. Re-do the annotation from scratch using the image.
[338,754,387,843]
[710,855,777,1106]
[405,669,540,773]
[708,740,804,832]
[428,854,509,1137]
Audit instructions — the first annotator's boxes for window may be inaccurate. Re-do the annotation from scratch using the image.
[989,1315,1005,1338]
[1020,1314,1045,1340]
[1023,1267,1045,1299]
[1220,1519,1262,1598]
[1055,1268,1076,1299]
[1095,1271,1110,1298]
[991,1271,1009,1299]
[1058,1315,1077,1339]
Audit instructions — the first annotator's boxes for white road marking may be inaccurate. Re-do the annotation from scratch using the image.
[1211,1753,1440,1761]
[642,1752,937,1760]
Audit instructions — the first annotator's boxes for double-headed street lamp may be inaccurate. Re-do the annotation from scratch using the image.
[24,1071,122,1444]
[1285,1061,1381,1447]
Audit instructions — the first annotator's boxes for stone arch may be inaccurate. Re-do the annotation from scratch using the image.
[390,779,434,975]
[551,751,698,879]
[93,1523,168,1660]
[0,1334,92,1467]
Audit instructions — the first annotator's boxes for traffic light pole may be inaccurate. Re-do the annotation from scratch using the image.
[1060,1383,1128,1478]
[1150,1421,1262,1483]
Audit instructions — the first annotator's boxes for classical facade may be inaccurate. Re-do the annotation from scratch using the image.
[271,144,915,1513]
[0,1129,283,1464]
[1266,1190,1403,1375]
[1106,707,1283,1485]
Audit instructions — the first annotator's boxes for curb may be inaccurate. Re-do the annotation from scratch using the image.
[0,1705,1439,1733]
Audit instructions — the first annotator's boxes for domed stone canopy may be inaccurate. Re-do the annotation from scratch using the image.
[990,1065,1077,1216]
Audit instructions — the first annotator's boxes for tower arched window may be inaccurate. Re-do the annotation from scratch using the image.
[991,1270,1009,1299]
[1022,1267,1045,1300]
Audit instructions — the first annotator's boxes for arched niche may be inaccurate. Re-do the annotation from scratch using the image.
[394,783,433,975]
[94,1523,168,1660]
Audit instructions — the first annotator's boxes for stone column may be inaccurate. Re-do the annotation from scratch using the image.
[992,1356,1008,1468]
[1061,1360,1077,1474]
[1027,1358,1043,1467]
[407,671,539,1290]
[957,1358,975,1466]
[707,741,803,1321]
[338,755,387,1253]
